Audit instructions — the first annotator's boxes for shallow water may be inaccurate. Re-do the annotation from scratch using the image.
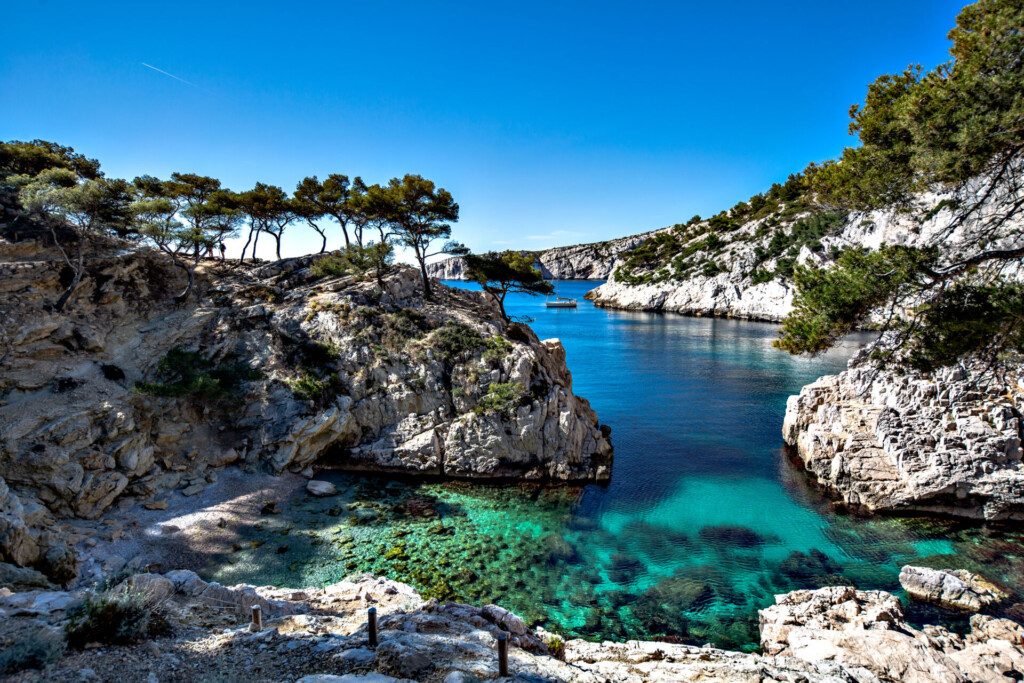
[209,280,1024,650]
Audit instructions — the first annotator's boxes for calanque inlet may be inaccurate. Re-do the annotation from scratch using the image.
[4,1,1024,680]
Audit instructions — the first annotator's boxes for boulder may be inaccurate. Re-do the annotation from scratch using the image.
[899,565,1008,611]
[306,480,338,497]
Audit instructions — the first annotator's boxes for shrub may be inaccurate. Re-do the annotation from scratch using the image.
[0,624,65,674]
[310,244,393,280]
[135,349,262,400]
[475,381,524,417]
[701,261,724,277]
[310,253,352,279]
[65,591,171,649]
[546,635,566,660]
[482,335,513,364]
[432,323,485,363]
[288,370,342,404]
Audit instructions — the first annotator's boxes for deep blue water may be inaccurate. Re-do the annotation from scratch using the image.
[211,279,1024,650]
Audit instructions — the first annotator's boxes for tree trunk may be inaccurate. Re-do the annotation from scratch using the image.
[336,215,351,250]
[172,256,196,302]
[273,232,282,260]
[54,241,85,313]
[252,229,261,260]
[498,291,508,322]
[415,243,431,300]
[240,226,255,263]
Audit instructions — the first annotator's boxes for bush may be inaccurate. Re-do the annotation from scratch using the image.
[546,635,566,660]
[310,253,353,279]
[482,335,513,364]
[65,591,171,649]
[288,371,341,404]
[432,323,485,363]
[311,244,394,280]
[135,349,262,401]
[0,624,65,674]
[701,261,724,277]
[475,381,524,417]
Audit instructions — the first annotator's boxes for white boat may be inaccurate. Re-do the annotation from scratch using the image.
[545,297,578,308]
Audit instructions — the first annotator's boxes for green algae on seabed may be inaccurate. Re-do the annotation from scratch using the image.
[204,472,1024,653]
[204,281,1024,651]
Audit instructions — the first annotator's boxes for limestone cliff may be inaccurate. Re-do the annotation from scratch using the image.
[425,231,655,281]
[783,358,1024,521]
[587,193,1023,321]
[0,241,611,582]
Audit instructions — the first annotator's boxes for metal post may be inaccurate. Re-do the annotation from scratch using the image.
[250,604,263,631]
[368,607,378,647]
[497,632,509,677]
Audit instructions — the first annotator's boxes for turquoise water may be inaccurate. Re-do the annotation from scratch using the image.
[210,280,1024,650]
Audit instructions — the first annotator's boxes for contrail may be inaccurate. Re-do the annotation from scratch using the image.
[141,62,198,88]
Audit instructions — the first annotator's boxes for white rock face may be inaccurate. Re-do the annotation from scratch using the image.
[759,586,1024,683]
[587,190,1023,320]
[590,276,794,321]
[7,572,1023,683]
[426,231,656,281]
[899,565,1009,612]
[0,244,611,582]
[782,360,1024,520]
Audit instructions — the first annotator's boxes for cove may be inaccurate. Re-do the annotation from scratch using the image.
[207,280,1024,651]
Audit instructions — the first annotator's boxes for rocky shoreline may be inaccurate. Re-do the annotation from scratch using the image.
[782,358,1024,521]
[4,570,1023,682]
[0,242,611,586]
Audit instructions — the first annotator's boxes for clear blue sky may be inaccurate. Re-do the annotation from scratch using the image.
[2,1,964,261]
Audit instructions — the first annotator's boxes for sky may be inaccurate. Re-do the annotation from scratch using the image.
[2,0,965,263]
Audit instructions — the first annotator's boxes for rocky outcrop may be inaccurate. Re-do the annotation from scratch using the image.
[587,191,1023,321]
[0,242,611,582]
[5,573,1023,682]
[426,231,656,281]
[899,565,1009,612]
[588,276,793,321]
[760,585,1024,682]
[783,359,1024,520]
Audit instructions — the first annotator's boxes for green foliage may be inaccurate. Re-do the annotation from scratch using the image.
[288,371,342,404]
[432,323,485,363]
[701,261,724,277]
[135,348,262,400]
[65,591,171,649]
[775,246,937,355]
[464,250,553,321]
[778,1,1024,366]
[809,0,1024,208]
[475,381,525,417]
[0,624,65,674]
[310,243,394,280]
[903,283,1024,371]
[482,335,513,363]
[546,635,566,660]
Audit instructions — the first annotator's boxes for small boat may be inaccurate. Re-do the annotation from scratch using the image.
[545,297,578,308]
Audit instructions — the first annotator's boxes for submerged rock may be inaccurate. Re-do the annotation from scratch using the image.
[306,480,338,498]
[899,565,1008,612]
